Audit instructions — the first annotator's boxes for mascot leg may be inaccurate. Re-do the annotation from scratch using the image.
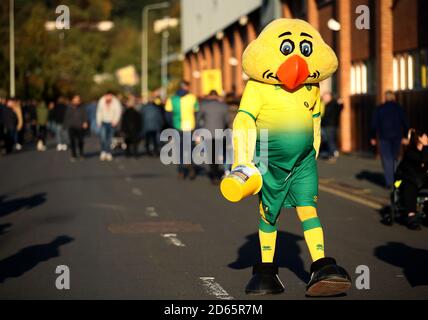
[297,206,325,261]
[245,207,285,295]
[296,207,352,297]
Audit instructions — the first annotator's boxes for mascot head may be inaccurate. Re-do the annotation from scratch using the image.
[243,19,338,90]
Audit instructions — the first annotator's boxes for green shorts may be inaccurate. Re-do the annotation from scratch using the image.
[257,149,318,226]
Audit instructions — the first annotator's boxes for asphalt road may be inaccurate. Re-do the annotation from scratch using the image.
[0,140,427,300]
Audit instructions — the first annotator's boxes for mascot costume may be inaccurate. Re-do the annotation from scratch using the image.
[221,19,351,297]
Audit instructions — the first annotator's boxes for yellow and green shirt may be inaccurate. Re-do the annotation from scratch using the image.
[239,79,321,170]
[165,93,199,131]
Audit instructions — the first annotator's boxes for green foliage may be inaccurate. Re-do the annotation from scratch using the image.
[0,0,182,101]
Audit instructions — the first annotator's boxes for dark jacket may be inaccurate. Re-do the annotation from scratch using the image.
[53,103,68,124]
[141,103,164,134]
[2,107,17,130]
[397,146,428,187]
[64,105,88,130]
[322,100,343,128]
[121,108,142,138]
[0,103,4,126]
[198,98,230,136]
[371,102,409,140]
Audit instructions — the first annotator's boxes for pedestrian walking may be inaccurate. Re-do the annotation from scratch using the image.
[0,97,5,153]
[64,95,88,162]
[371,91,409,189]
[198,90,230,184]
[2,98,18,154]
[141,97,164,157]
[36,100,49,151]
[11,100,23,151]
[121,101,142,158]
[52,96,68,151]
[321,92,342,160]
[165,81,199,180]
[96,92,122,162]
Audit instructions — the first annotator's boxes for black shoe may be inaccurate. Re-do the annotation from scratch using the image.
[245,263,285,295]
[306,257,352,297]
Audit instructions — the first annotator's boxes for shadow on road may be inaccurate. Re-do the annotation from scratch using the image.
[228,231,310,283]
[0,223,12,236]
[356,170,385,188]
[374,242,428,287]
[0,235,74,284]
[0,193,47,218]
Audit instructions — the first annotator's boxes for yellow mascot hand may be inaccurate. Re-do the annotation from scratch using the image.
[220,112,262,203]
[232,111,258,165]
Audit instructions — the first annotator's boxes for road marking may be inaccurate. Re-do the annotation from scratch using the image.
[132,188,143,196]
[161,233,185,247]
[125,176,133,182]
[145,207,159,217]
[200,277,234,300]
[90,203,127,211]
[319,184,384,210]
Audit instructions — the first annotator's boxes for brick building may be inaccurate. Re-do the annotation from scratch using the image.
[181,0,428,153]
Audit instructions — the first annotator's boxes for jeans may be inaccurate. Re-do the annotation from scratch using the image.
[125,136,140,157]
[38,125,47,144]
[324,126,338,156]
[379,138,402,188]
[100,122,114,153]
[177,131,193,174]
[54,123,67,145]
[145,130,159,155]
[4,129,16,153]
[205,138,224,180]
[69,128,84,158]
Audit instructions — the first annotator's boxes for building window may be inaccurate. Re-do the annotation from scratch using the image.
[421,49,428,89]
[393,52,419,91]
[350,61,368,95]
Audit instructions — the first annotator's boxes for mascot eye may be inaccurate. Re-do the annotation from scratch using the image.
[300,41,313,57]
[280,40,295,56]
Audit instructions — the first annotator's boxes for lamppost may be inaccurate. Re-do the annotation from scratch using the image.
[141,2,170,103]
[154,16,179,100]
[9,0,15,98]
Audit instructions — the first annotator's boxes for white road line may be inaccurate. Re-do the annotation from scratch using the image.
[145,207,159,217]
[161,233,186,247]
[200,277,234,300]
[132,188,143,196]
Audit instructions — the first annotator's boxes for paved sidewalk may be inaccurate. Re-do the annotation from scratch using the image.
[318,154,389,209]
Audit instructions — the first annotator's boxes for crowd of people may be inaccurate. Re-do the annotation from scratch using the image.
[1,85,426,230]
[0,92,166,162]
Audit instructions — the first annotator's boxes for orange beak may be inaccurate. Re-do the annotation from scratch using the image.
[277,55,310,90]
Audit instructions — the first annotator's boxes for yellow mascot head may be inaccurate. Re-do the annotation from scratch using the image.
[243,18,338,90]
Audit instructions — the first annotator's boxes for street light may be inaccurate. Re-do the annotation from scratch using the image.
[97,21,115,32]
[154,16,179,100]
[44,20,114,32]
[141,2,170,103]
[328,18,341,31]
[9,0,15,98]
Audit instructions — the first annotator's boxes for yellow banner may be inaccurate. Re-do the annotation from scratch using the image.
[201,69,223,96]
